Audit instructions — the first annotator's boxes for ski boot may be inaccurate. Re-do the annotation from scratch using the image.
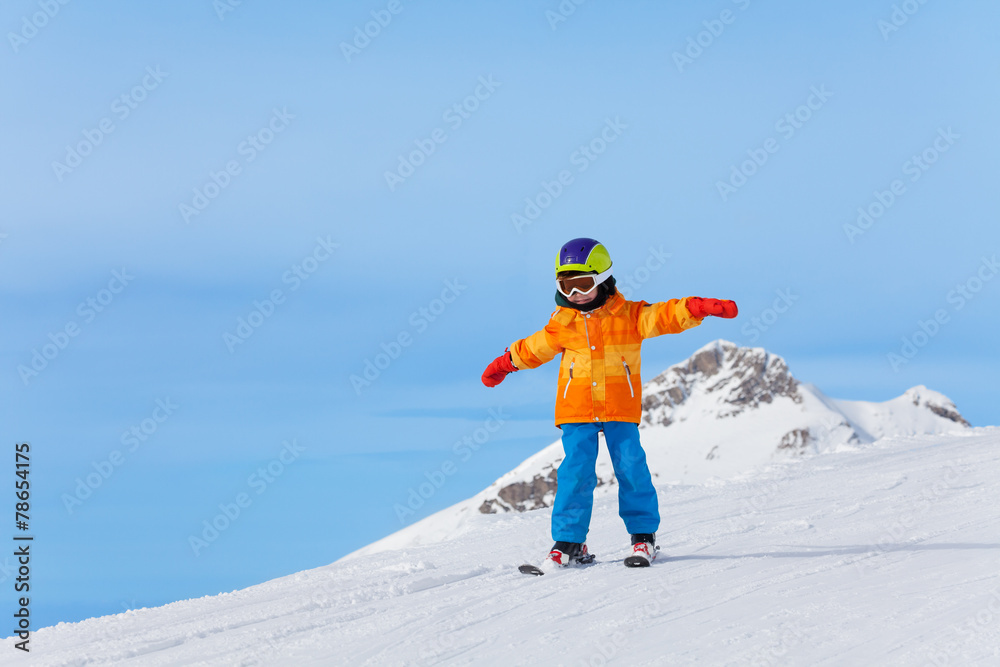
[625,533,659,568]
[545,541,595,568]
[520,541,595,575]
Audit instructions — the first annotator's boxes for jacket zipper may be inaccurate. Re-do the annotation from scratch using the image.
[563,361,574,399]
[621,357,634,398]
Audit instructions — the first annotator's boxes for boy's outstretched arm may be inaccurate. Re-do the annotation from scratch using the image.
[637,297,738,339]
[481,319,565,387]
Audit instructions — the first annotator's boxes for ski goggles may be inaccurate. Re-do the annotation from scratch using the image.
[556,268,612,297]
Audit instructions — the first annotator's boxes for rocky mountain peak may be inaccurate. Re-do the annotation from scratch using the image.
[903,385,970,426]
[642,340,801,427]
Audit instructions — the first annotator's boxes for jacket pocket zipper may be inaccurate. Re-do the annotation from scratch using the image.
[622,357,635,398]
[563,361,574,399]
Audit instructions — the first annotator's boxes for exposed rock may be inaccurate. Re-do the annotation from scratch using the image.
[477,464,626,514]
[643,342,802,427]
[777,429,811,456]
[926,402,971,427]
[497,469,558,512]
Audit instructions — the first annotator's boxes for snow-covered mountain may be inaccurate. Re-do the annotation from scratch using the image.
[349,340,969,556]
[13,428,1000,665]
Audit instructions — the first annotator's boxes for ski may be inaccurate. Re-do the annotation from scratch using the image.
[518,550,595,575]
[623,555,650,567]
[624,545,660,568]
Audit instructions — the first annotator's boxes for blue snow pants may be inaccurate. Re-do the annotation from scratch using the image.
[551,421,659,543]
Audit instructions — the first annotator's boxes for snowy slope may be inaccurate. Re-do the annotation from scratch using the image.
[9,428,1000,666]
[347,340,968,559]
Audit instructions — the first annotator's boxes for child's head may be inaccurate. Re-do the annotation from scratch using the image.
[555,238,615,307]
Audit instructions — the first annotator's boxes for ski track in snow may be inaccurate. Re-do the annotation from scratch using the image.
[7,429,1000,666]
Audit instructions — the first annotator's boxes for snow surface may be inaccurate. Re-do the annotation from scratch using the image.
[10,428,1000,665]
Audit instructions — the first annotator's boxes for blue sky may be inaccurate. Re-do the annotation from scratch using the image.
[2,0,998,628]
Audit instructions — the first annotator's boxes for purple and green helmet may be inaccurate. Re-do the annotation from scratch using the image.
[555,237,613,275]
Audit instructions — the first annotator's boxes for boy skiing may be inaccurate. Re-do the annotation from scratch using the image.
[481,238,737,571]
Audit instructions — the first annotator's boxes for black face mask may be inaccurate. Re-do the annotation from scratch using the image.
[554,276,618,311]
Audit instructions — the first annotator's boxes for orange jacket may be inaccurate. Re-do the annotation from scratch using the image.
[510,293,702,426]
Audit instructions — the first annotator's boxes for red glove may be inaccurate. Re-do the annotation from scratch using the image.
[686,297,738,319]
[482,349,518,387]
